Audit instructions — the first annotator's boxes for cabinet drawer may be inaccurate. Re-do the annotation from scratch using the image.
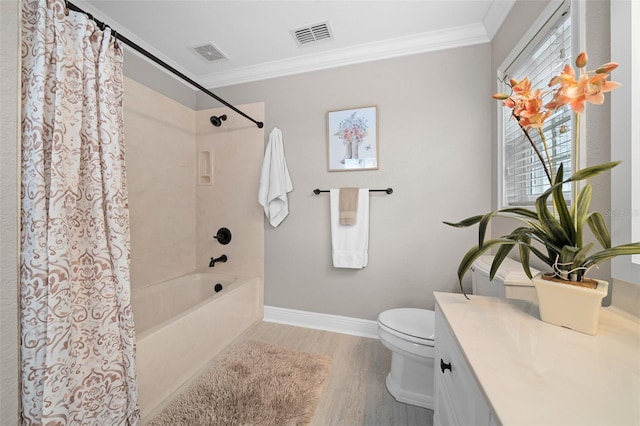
[435,305,491,426]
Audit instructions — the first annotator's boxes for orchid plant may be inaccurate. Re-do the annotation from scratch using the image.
[446,51,640,292]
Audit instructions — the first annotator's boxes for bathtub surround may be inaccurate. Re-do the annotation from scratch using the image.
[123,79,265,418]
[123,81,265,291]
[124,77,197,288]
[196,103,265,281]
[149,340,331,426]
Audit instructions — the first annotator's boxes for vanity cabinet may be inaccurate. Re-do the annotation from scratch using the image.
[434,304,494,426]
[433,291,640,426]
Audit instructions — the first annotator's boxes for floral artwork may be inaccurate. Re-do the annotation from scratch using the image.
[327,106,378,171]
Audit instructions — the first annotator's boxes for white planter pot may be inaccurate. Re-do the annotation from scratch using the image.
[532,273,609,335]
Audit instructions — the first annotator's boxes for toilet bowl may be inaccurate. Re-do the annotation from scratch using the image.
[377,257,534,409]
[377,308,435,409]
[471,255,539,303]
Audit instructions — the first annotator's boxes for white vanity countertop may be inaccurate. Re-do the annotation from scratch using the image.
[434,292,640,426]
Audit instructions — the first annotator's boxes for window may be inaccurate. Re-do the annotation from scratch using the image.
[498,1,572,207]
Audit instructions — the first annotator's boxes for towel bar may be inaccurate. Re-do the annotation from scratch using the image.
[313,188,393,194]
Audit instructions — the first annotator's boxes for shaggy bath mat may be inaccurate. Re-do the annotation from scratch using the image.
[149,340,332,426]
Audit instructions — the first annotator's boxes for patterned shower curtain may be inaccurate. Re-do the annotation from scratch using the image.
[21,0,139,424]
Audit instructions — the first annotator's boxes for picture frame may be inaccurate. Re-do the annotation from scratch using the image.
[327,106,378,171]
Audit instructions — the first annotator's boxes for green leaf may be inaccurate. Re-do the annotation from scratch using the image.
[518,235,533,279]
[560,245,580,267]
[572,242,594,281]
[535,161,621,205]
[586,212,611,249]
[568,161,620,182]
[490,243,516,280]
[573,243,594,267]
[583,243,640,268]
[574,184,593,248]
[551,164,576,243]
[536,192,571,246]
[443,215,484,228]
[455,239,518,296]
[518,243,533,279]
[528,244,554,267]
[498,208,539,220]
[478,211,500,248]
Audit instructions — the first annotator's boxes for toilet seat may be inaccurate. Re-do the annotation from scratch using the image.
[378,308,435,346]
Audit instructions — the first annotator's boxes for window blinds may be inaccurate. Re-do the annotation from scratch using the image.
[502,11,572,206]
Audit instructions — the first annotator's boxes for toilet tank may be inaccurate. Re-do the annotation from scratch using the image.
[471,255,539,303]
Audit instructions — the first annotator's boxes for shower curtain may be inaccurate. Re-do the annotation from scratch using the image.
[21,0,139,424]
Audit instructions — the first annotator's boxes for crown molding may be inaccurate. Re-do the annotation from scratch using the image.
[70,0,513,91]
[200,23,490,88]
[483,0,516,40]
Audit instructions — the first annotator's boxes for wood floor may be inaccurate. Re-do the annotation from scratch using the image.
[234,320,434,426]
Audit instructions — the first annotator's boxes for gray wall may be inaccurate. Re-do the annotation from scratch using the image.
[0,0,20,423]
[199,45,493,320]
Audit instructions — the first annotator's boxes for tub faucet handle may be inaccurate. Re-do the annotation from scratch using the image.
[213,227,232,245]
[209,254,228,267]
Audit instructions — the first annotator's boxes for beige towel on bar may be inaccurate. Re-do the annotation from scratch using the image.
[339,187,359,225]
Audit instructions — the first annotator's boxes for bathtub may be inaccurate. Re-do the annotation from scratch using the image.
[132,272,263,420]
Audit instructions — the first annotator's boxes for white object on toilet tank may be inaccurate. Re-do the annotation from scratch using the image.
[471,255,539,303]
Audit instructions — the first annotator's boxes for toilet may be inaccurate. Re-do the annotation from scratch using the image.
[377,255,537,409]
[471,255,539,303]
[377,308,435,409]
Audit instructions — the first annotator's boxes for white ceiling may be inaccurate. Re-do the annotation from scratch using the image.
[75,0,515,88]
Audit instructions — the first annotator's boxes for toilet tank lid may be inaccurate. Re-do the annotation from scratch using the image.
[378,308,435,341]
[473,255,539,287]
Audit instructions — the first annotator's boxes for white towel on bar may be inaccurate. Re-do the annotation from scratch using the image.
[330,188,369,268]
[258,127,293,227]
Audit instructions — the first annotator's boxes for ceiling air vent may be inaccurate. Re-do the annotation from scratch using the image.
[193,42,227,62]
[291,21,333,47]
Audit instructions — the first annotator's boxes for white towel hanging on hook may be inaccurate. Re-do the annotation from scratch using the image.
[258,127,293,227]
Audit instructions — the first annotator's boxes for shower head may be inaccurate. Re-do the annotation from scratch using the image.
[209,114,227,127]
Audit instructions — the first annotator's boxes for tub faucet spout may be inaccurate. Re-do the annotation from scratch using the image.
[209,255,228,267]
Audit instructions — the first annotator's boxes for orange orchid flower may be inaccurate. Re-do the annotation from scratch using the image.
[547,60,621,113]
[492,50,621,193]
[496,78,550,129]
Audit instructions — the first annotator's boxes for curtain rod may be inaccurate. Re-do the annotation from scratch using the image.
[65,1,264,129]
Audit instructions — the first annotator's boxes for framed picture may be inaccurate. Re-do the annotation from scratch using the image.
[327,106,378,171]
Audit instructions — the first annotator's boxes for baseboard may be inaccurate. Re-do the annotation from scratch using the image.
[263,306,379,339]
